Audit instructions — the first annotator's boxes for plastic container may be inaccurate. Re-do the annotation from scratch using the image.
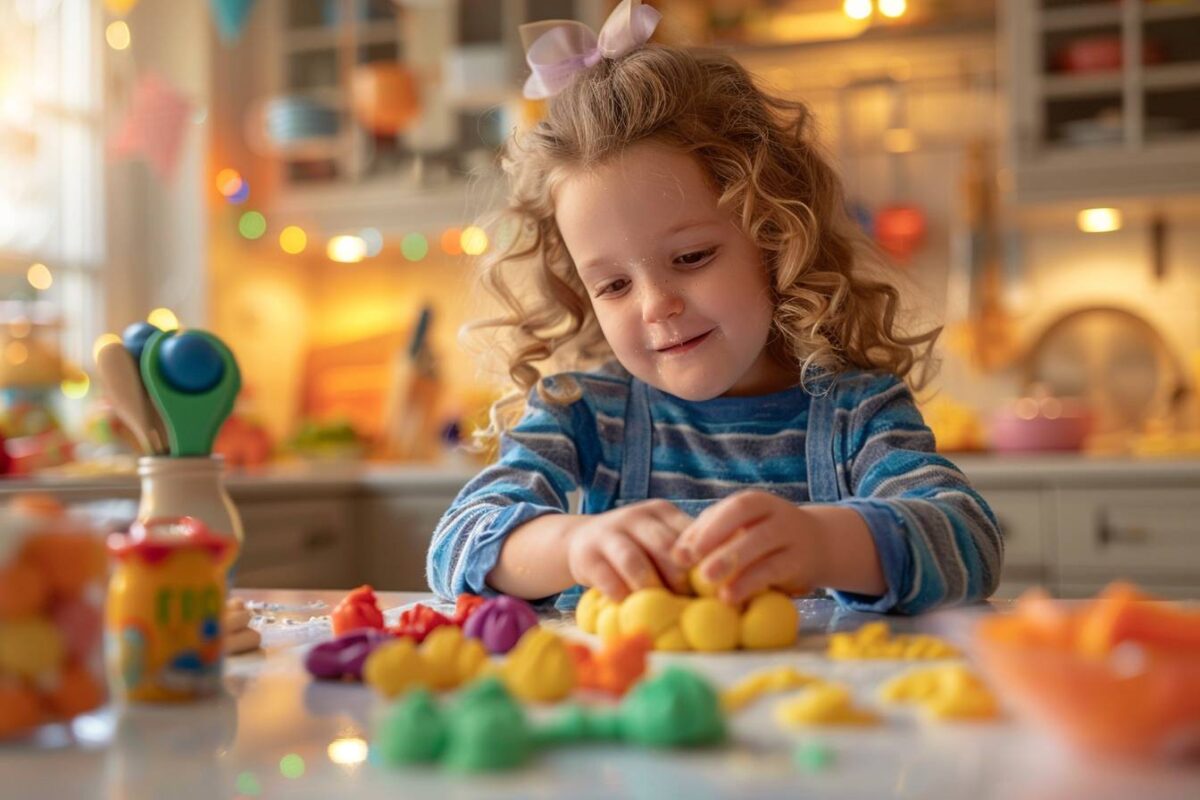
[106,517,234,703]
[0,495,108,740]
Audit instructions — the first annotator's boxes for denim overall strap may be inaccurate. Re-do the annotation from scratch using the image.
[805,387,842,503]
[617,378,653,506]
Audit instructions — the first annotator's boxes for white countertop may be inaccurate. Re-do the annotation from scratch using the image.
[4,590,1197,800]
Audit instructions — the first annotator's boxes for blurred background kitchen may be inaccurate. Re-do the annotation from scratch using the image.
[1,0,1198,597]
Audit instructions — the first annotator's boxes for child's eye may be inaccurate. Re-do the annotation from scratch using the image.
[675,247,716,267]
[596,278,630,297]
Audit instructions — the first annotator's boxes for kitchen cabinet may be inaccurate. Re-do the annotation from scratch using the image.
[1003,0,1200,202]
[239,0,609,235]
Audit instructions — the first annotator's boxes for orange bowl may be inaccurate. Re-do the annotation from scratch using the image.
[975,617,1200,761]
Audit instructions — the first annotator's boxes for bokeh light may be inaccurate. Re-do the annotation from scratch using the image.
[279,753,305,779]
[92,333,123,362]
[879,0,907,18]
[235,771,261,796]
[216,168,243,197]
[401,233,428,262]
[460,226,488,256]
[1077,207,1122,233]
[360,227,384,257]
[61,373,91,400]
[239,211,267,240]
[5,341,29,365]
[440,227,463,256]
[27,262,52,290]
[147,307,179,331]
[105,21,131,50]
[279,225,307,255]
[843,0,872,20]
[327,737,368,767]
[104,0,140,14]
[327,235,366,263]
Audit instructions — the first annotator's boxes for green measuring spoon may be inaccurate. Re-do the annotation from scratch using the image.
[140,329,242,457]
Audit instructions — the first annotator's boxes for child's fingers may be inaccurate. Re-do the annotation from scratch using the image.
[649,500,695,535]
[588,558,630,602]
[629,519,691,594]
[672,493,769,567]
[697,528,784,585]
[225,606,252,632]
[719,556,793,606]
[602,535,662,595]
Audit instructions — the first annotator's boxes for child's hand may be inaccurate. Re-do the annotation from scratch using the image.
[567,500,693,601]
[671,491,825,605]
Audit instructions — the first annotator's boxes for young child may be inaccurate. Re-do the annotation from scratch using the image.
[428,0,1002,615]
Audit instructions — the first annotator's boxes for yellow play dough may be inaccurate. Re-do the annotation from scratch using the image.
[738,591,799,650]
[618,588,687,639]
[653,625,690,651]
[596,604,623,641]
[879,664,999,720]
[575,587,608,634]
[828,621,960,660]
[502,627,576,703]
[688,567,721,598]
[364,639,429,698]
[722,666,821,712]
[0,619,64,680]
[420,626,488,689]
[775,683,879,727]
[680,598,739,652]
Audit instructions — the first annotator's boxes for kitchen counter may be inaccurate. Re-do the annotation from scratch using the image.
[4,590,1196,800]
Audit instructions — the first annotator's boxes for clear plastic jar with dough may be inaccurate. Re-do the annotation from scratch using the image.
[0,495,108,740]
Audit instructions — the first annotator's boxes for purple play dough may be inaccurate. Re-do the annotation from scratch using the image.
[462,595,538,654]
[305,628,391,680]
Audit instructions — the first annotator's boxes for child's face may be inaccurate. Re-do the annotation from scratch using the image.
[555,141,793,400]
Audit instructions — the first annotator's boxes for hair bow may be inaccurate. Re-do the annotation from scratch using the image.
[520,0,662,100]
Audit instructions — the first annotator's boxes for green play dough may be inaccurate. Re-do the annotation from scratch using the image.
[535,705,623,747]
[793,740,834,772]
[618,666,726,748]
[441,677,532,772]
[374,689,446,766]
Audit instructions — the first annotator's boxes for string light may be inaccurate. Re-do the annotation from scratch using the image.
[879,0,907,18]
[401,232,428,262]
[327,235,366,263]
[1077,208,1122,233]
[147,308,179,331]
[93,333,123,362]
[239,211,267,240]
[843,0,872,21]
[279,225,307,254]
[27,262,53,290]
[105,21,132,50]
[360,227,384,257]
[440,227,463,256]
[460,226,488,256]
[216,168,243,197]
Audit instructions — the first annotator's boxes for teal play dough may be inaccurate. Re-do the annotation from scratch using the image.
[618,667,726,748]
[441,678,532,773]
[374,688,446,765]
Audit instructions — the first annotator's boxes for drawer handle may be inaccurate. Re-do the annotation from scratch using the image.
[1096,512,1148,546]
[302,529,338,552]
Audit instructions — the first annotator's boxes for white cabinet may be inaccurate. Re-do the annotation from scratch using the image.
[1003,0,1200,202]
[980,487,1052,596]
[235,497,357,590]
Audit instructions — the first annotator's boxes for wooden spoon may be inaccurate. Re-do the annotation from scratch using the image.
[95,340,158,455]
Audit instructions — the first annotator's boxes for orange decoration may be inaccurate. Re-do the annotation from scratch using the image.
[331,585,385,636]
[0,685,42,739]
[440,228,463,256]
[453,593,485,626]
[350,63,421,135]
[21,532,107,599]
[0,560,49,620]
[46,663,105,718]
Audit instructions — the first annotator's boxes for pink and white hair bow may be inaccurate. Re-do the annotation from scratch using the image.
[520,0,662,100]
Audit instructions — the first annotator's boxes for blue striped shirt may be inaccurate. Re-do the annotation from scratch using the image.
[427,361,1003,614]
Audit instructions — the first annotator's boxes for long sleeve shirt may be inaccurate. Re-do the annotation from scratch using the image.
[427,361,1003,614]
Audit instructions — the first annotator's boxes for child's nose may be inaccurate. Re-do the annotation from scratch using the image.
[640,281,684,323]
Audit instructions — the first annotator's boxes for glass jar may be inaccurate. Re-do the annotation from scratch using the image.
[135,456,243,565]
[0,495,107,740]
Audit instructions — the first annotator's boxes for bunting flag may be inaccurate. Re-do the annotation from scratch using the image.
[108,73,192,181]
[209,0,258,44]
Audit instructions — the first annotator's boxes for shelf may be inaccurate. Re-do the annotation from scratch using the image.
[1040,3,1121,33]
[1144,0,1200,23]
[285,21,398,52]
[1144,61,1200,91]
[1042,71,1122,98]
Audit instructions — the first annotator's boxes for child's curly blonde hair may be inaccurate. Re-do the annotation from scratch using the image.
[467,44,939,440]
